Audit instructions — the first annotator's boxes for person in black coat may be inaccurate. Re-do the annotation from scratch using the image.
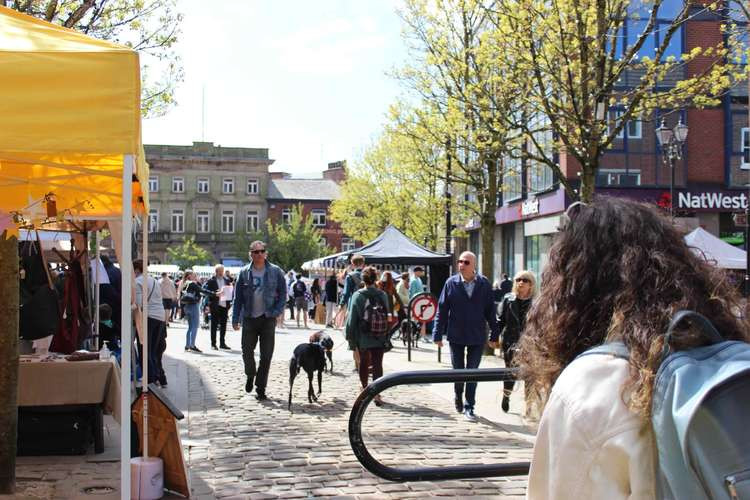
[324,274,338,327]
[494,270,537,413]
[203,265,231,349]
[499,273,513,296]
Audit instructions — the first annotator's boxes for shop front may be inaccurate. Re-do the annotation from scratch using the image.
[495,188,567,280]
[598,186,749,247]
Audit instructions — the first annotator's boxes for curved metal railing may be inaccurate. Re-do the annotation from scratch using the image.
[348,368,531,482]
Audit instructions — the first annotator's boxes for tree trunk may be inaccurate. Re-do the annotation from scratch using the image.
[580,166,597,203]
[480,214,495,281]
[0,233,19,494]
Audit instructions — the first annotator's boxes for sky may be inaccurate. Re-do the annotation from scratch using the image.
[142,0,408,178]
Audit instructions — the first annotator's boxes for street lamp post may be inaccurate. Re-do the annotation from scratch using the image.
[655,118,689,220]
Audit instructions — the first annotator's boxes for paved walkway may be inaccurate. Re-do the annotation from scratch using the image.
[5,316,536,499]
[162,319,535,499]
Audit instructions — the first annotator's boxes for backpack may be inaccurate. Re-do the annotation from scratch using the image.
[360,294,389,337]
[293,280,306,297]
[580,311,750,500]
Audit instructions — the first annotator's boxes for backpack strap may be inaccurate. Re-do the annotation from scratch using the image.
[663,310,723,360]
[576,341,630,361]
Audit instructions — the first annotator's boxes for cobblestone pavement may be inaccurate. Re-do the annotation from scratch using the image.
[183,354,532,499]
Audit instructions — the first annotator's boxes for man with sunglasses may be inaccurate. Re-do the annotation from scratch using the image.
[433,251,500,422]
[232,240,287,400]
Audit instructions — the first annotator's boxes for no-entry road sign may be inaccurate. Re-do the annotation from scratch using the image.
[409,293,438,323]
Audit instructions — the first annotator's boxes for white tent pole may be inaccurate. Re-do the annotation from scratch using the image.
[141,213,149,459]
[120,155,133,500]
[95,230,100,350]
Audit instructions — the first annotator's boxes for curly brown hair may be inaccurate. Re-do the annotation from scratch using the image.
[516,197,750,418]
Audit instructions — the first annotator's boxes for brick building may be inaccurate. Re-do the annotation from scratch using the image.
[467,2,749,281]
[267,161,356,252]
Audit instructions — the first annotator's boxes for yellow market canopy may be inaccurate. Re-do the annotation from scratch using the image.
[0,5,148,224]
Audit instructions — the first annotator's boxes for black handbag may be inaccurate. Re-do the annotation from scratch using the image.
[181,285,198,304]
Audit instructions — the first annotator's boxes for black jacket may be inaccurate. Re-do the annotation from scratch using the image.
[497,293,533,351]
[203,276,228,308]
[324,277,338,303]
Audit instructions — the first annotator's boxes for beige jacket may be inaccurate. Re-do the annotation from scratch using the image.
[527,352,657,500]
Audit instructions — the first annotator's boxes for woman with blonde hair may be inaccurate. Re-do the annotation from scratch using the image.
[495,269,537,413]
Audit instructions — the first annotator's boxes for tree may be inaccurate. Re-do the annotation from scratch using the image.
[6,0,184,117]
[390,0,523,279]
[330,124,447,250]
[234,205,331,273]
[0,232,18,494]
[166,236,210,270]
[487,0,747,202]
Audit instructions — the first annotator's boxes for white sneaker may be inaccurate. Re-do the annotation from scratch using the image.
[463,408,478,422]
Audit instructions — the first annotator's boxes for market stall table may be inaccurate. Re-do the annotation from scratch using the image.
[17,356,121,454]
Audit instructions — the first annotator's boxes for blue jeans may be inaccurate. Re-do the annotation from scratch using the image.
[449,343,484,410]
[184,302,200,348]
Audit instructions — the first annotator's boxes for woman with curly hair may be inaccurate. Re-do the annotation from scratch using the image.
[518,198,750,499]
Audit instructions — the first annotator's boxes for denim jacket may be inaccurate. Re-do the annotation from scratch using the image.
[231,262,287,324]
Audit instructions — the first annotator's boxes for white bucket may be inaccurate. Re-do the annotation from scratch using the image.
[130,456,164,499]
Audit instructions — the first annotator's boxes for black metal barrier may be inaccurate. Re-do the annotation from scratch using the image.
[348,368,531,482]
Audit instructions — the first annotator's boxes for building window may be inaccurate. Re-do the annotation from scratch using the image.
[197,178,209,193]
[148,176,158,193]
[196,210,210,233]
[503,228,515,278]
[628,119,642,139]
[172,176,184,193]
[524,235,541,278]
[610,110,642,139]
[312,209,326,227]
[247,178,259,195]
[529,162,554,193]
[742,128,750,169]
[341,237,356,252]
[221,210,235,233]
[171,209,184,233]
[222,178,234,194]
[246,210,259,233]
[504,157,522,202]
[596,169,641,186]
[281,208,292,224]
[148,209,158,233]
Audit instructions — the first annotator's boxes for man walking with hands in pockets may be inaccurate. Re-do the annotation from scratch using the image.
[232,240,287,400]
[433,251,499,422]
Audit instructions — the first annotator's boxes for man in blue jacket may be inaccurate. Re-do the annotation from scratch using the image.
[433,251,500,422]
[232,240,287,400]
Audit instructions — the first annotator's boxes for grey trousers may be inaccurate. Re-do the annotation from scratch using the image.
[241,315,276,392]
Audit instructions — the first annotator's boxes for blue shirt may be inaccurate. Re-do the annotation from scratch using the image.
[409,276,424,298]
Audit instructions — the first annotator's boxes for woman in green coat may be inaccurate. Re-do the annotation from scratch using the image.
[345,266,391,405]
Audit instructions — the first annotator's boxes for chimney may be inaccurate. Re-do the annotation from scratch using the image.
[323,160,347,184]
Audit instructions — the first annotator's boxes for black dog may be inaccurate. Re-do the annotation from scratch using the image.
[288,342,327,411]
[309,330,334,373]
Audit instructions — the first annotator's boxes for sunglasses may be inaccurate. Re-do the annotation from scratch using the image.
[457,259,471,265]
[558,201,589,231]
[515,277,531,283]
[251,249,266,254]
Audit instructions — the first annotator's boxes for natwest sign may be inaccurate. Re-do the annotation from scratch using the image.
[677,191,748,211]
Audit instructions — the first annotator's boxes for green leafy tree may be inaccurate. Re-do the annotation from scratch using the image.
[6,0,184,117]
[166,236,210,270]
[330,123,448,250]
[487,0,747,202]
[234,205,331,273]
